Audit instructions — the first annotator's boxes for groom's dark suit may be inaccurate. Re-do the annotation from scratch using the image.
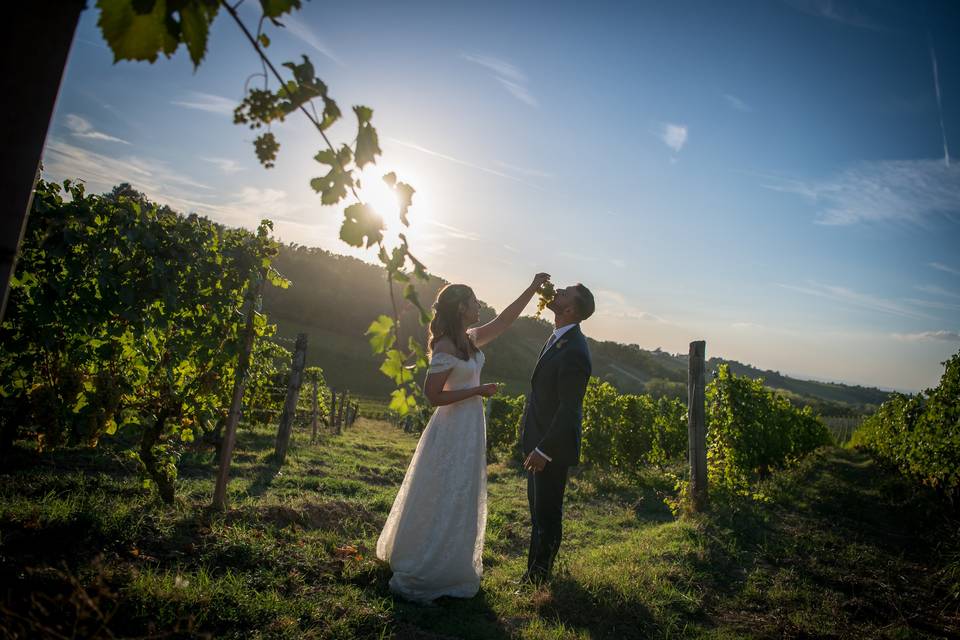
[520,323,591,579]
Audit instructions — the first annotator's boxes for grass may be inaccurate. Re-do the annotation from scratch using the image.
[1,418,957,639]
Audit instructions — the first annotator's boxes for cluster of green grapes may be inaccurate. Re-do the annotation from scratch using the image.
[535,282,555,317]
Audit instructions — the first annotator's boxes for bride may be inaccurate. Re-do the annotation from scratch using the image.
[376,273,551,603]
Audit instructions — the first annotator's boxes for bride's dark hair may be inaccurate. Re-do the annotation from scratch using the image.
[427,284,478,361]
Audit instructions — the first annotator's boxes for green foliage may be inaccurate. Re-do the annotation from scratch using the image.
[852,350,960,499]
[485,395,525,462]
[581,379,690,473]
[96,0,220,68]
[0,180,286,503]
[706,364,832,496]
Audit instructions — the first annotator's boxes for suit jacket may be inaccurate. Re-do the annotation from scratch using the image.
[520,324,592,467]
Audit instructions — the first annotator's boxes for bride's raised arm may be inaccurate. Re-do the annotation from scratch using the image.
[470,273,550,347]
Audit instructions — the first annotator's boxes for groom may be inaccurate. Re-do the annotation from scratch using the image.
[519,283,594,584]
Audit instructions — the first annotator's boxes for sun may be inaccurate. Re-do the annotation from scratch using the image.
[356,165,430,246]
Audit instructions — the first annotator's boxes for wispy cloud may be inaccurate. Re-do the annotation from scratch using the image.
[929,261,960,277]
[495,77,539,107]
[659,123,688,153]
[423,219,482,241]
[385,137,542,189]
[43,138,212,198]
[778,281,932,320]
[928,36,951,167]
[201,157,245,175]
[762,159,960,226]
[915,284,960,299]
[906,298,960,312]
[461,54,525,83]
[782,0,887,31]
[723,93,753,112]
[64,114,130,144]
[283,14,341,65]
[891,330,960,342]
[732,321,765,329]
[462,53,537,107]
[171,91,236,115]
[595,289,669,323]
[496,161,552,179]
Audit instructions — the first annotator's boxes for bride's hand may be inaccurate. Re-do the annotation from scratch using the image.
[477,383,499,398]
[530,272,551,291]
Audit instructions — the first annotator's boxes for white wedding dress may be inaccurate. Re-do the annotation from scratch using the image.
[376,332,487,603]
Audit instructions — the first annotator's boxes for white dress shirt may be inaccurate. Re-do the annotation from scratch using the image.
[534,323,577,463]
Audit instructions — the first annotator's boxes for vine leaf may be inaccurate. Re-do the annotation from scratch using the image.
[340,203,384,248]
[383,172,416,226]
[259,0,302,19]
[97,0,179,64]
[366,315,395,353]
[353,106,381,169]
[311,146,354,205]
[380,349,413,385]
[179,1,219,67]
[389,387,417,415]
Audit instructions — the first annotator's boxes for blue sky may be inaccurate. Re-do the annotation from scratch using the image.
[42,0,960,391]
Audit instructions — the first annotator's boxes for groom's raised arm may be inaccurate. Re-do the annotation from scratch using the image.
[536,349,591,460]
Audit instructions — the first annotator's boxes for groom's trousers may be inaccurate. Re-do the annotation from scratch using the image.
[526,462,569,577]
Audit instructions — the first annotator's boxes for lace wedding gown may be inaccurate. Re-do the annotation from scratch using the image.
[376,333,487,603]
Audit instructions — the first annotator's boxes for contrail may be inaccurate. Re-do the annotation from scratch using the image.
[929,35,951,167]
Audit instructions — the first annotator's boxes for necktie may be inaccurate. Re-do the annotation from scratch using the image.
[540,332,558,357]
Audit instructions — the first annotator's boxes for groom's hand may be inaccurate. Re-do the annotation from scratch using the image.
[523,450,548,473]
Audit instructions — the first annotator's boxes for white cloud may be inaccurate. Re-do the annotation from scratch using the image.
[64,114,130,144]
[929,39,951,167]
[762,159,960,226]
[39,140,307,234]
[660,124,688,152]
[915,284,960,299]
[496,162,552,179]
[906,298,960,312]
[723,94,753,112]
[283,14,341,65]
[495,77,539,107]
[423,219,482,241]
[384,137,542,189]
[43,138,211,195]
[171,91,236,115]
[892,330,960,342]
[777,281,932,320]
[201,156,245,175]
[930,261,960,277]
[462,53,537,108]
[594,289,669,323]
[782,0,887,32]
[460,54,525,83]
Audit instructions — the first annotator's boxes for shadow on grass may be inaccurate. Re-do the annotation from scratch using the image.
[696,447,960,637]
[535,574,662,639]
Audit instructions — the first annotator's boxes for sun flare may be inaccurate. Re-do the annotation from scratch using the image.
[356,165,431,246]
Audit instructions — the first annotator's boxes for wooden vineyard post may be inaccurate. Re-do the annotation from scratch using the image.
[213,270,266,510]
[687,340,708,511]
[274,333,308,465]
[329,389,337,432]
[1,0,85,324]
[310,371,319,443]
[337,390,349,432]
